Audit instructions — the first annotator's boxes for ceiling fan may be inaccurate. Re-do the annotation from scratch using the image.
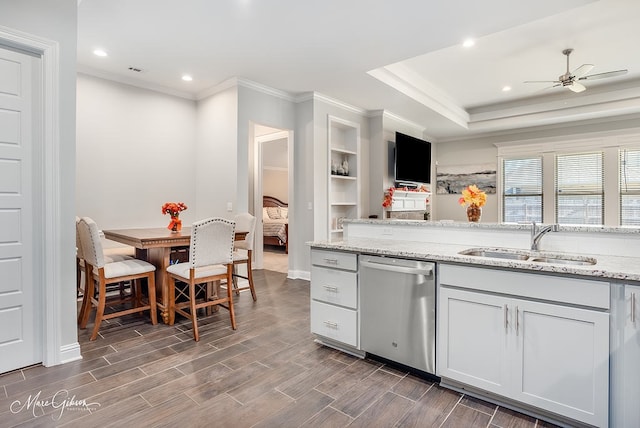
[525,48,628,93]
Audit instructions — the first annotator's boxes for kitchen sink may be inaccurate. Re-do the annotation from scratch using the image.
[459,247,597,266]
[529,256,597,266]
[458,248,530,260]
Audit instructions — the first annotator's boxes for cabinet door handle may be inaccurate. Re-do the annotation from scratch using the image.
[515,306,520,336]
[323,285,338,293]
[324,258,339,265]
[632,292,636,323]
[504,305,508,330]
[324,320,338,329]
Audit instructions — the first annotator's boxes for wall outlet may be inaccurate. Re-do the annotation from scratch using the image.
[227,202,232,212]
[382,228,393,236]
[308,202,312,210]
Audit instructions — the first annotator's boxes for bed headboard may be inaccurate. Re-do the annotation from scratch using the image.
[263,195,288,208]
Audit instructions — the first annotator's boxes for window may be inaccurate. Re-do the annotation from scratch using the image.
[620,149,640,225]
[556,152,603,225]
[502,157,542,223]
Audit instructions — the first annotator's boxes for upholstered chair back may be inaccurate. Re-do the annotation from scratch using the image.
[75,216,84,260]
[234,213,256,252]
[189,217,235,268]
[77,217,106,268]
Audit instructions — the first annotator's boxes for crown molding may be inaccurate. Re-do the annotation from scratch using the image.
[76,65,196,100]
[308,92,367,115]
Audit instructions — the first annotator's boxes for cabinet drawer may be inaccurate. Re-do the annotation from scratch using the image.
[311,266,357,308]
[311,249,357,271]
[311,301,358,347]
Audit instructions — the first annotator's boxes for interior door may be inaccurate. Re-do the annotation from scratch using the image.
[0,46,40,373]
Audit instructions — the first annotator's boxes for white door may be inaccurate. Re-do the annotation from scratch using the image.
[0,46,40,373]
[513,300,609,428]
[437,286,510,396]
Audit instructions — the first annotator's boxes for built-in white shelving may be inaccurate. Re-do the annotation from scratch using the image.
[328,115,360,242]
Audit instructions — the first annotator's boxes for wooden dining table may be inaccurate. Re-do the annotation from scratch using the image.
[102,226,247,324]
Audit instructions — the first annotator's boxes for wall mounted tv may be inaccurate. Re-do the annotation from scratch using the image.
[394,132,431,186]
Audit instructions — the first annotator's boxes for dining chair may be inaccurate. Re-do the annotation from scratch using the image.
[232,212,257,301]
[77,217,157,341]
[166,217,236,341]
[76,217,136,323]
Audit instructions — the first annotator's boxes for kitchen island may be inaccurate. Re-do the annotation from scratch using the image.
[309,220,640,428]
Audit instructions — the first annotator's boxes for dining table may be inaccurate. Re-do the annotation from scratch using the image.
[102,226,247,324]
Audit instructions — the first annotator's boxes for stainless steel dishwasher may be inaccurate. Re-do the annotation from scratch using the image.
[359,255,436,374]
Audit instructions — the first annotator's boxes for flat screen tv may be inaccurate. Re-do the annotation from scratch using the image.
[394,132,431,186]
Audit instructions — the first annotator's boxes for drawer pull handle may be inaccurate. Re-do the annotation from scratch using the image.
[632,292,636,323]
[324,258,339,265]
[323,285,339,293]
[324,321,338,329]
[504,305,508,330]
[516,306,520,336]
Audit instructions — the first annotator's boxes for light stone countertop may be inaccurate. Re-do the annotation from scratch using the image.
[309,237,640,282]
[347,218,640,234]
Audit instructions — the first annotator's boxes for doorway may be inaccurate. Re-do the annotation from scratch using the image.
[252,124,292,275]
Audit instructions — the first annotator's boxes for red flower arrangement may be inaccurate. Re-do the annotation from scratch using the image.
[162,202,188,231]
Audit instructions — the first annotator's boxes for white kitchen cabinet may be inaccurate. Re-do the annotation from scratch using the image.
[327,116,360,242]
[611,284,640,427]
[310,249,362,355]
[438,264,609,428]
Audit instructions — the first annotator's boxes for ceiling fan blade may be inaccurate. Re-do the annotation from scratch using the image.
[524,80,560,84]
[568,82,586,93]
[572,64,594,78]
[579,69,628,81]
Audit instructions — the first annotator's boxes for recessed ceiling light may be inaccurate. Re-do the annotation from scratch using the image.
[462,39,475,48]
[182,75,193,82]
[502,86,512,92]
[93,49,108,57]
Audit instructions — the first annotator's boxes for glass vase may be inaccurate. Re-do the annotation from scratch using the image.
[466,204,482,222]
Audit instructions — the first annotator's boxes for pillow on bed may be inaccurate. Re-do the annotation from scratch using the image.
[279,207,288,219]
[266,206,281,219]
[263,207,270,220]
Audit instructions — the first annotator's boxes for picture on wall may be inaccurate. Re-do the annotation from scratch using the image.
[436,163,496,194]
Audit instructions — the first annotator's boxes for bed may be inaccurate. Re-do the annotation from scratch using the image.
[263,196,288,253]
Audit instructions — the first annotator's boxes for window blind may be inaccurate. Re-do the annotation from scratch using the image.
[620,149,640,225]
[555,152,603,225]
[502,157,542,223]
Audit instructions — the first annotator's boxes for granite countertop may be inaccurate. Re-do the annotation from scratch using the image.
[310,237,640,282]
[347,218,640,235]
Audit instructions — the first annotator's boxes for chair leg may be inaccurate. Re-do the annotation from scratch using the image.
[90,280,107,341]
[246,251,256,301]
[79,266,94,328]
[226,266,236,330]
[189,281,200,341]
[168,276,176,326]
[232,265,239,295]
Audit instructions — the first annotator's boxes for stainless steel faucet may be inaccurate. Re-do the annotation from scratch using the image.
[530,221,559,251]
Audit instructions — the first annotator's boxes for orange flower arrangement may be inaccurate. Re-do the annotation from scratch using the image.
[162,202,188,231]
[458,185,487,208]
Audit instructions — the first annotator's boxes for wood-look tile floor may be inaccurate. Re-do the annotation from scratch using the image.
[0,270,561,428]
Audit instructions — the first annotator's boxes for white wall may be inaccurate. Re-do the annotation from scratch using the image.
[76,74,197,228]
[195,87,239,219]
[434,139,498,222]
[0,0,79,362]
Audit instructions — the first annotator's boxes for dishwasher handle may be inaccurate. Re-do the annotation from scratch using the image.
[360,259,433,276]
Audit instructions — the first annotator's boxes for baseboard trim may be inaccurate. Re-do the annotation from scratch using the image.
[57,342,82,365]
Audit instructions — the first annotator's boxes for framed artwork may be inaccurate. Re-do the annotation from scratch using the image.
[436,163,496,194]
